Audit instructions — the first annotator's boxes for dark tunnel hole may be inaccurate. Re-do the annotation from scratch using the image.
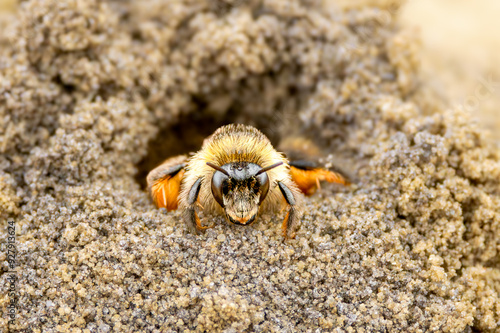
[134,112,229,190]
[134,116,287,190]
[134,90,301,190]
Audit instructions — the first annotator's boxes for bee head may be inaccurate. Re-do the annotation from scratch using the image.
[206,161,283,225]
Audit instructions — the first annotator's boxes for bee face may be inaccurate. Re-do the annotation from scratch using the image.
[147,124,349,239]
[210,162,270,225]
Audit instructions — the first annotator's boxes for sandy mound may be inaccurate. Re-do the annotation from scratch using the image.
[1,0,499,331]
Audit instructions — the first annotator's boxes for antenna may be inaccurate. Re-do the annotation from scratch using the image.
[206,162,230,176]
[255,162,284,175]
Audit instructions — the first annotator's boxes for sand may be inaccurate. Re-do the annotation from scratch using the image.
[1,0,499,332]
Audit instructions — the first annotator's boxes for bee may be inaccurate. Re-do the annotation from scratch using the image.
[147,124,349,239]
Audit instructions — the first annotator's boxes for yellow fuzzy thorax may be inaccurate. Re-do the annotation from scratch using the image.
[202,124,282,166]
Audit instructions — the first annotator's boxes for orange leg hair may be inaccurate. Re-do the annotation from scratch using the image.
[289,166,350,196]
[146,155,187,211]
[282,210,291,239]
[183,177,213,233]
[193,210,209,231]
[277,181,300,240]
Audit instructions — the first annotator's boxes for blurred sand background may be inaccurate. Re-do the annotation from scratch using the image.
[403,0,500,141]
[340,0,500,141]
[1,0,498,139]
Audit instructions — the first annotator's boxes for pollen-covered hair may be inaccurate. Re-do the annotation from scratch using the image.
[203,124,279,166]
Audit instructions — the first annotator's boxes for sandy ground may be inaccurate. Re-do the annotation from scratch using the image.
[0,0,499,332]
[338,0,500,141]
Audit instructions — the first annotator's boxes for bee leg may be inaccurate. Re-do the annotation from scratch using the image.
[289,160,350,196]
[278,181,301,240]
[146,155,187,211]
[183,177,209,234]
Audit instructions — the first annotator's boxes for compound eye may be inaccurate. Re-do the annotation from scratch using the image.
[256,172,270,204]
[211,171,229,208]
